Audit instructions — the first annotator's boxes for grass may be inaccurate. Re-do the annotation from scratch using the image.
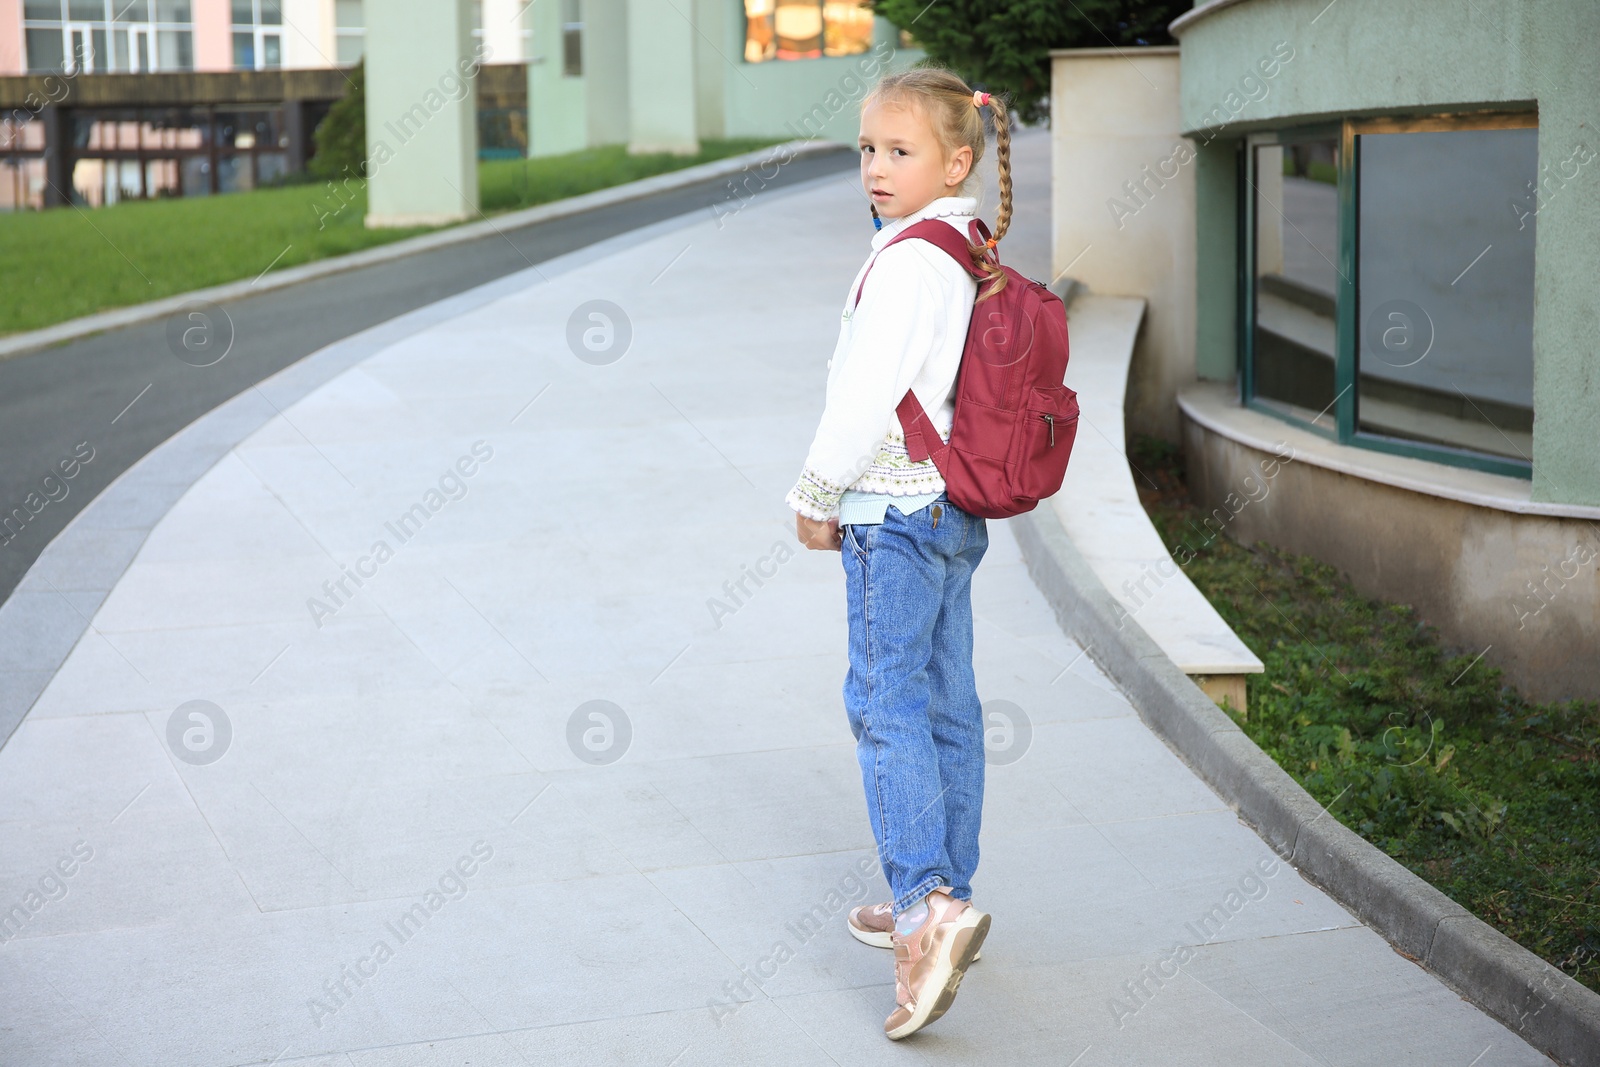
[1129,434,1600,993]
[0,138,780,338]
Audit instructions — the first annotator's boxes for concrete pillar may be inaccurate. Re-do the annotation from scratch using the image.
[363,0,482,228]
[626,0,697,155]
[40,105,69,207]
[1050,47,1195,443]
[281,98,310,174]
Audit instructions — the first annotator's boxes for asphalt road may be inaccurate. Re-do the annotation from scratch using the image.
[0,147,855,605]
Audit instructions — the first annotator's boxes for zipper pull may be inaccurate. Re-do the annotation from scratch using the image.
[1041,413,1055,447]
[931,504,942,529]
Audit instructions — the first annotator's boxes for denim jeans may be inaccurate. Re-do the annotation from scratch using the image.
[839,491,989,914]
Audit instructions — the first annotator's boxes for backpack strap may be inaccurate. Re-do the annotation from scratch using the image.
[851,218,990,307]
[851,219,995,468]
[896,389,946,466]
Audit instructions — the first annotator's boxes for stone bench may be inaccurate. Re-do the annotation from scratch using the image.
[1048,291,1264,712]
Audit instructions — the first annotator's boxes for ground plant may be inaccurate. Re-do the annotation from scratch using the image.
[1130,435,1600,993]
[0,139,778,337]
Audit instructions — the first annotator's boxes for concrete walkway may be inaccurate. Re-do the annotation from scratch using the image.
[0,131,1551,1066]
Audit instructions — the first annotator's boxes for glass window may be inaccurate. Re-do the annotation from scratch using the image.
[1356,128,1536,461]
[260,0,280,25]
[335,0,363,64]
[561,0,582,77]
[24,0,63,19]
[335,33,364,64]
[156,27,191,68]
[774,0,822,58]
[822,0,871,56]
[257,151,289,185]
[232,30,254,68]
[230,0,252,22]
[1250,138,1340,424]
[745,0,871,62]
[261,32,280,67]
[115,1,149,21]
[1244,119,1537,476]
[67,0,103,19]
[25,28,66,73]
[155,0,190,22]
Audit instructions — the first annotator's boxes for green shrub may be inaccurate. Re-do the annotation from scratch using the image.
[310,60,366,183]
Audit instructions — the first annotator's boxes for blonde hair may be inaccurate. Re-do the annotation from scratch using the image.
[864,67,1013,300]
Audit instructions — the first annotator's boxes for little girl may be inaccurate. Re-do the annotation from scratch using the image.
[785,68,1012,1040]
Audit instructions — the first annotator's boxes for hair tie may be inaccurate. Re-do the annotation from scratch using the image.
[984,237,997,250]
[973,90,990,108]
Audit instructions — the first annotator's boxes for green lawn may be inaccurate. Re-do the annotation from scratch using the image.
[0,139,780,338]
[1130,435,1600,994]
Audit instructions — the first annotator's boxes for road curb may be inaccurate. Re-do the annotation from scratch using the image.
[0,139,846,362]
[1011,500,1600,1067]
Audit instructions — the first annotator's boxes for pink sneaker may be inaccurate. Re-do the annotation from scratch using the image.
[883,887,989,1040]
[848,901,982,959]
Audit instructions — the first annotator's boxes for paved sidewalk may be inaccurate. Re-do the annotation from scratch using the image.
[0,131,1551,1066]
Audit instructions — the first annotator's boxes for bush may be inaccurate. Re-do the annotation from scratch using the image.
[310,60,366,183]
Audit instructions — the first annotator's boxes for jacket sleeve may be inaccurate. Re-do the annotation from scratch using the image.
[785,241,950,521]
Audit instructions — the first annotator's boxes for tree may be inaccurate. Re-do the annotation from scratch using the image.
[874,0,1188,124]
[310,60,366,182]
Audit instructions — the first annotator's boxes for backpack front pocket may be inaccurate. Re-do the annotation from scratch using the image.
[1009,384,1080,503]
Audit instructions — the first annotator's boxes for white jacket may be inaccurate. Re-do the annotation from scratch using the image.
[786,196,979,521]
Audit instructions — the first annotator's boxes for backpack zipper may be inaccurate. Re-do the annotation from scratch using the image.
[1041,413,1056,447]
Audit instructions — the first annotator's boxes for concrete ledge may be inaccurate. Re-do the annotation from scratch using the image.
[1180,381,1600,704]
[1053,295,1262,697]
[0,139,845,362]
[1012,499,1600,1067]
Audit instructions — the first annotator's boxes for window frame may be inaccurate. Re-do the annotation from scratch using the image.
[230,0,282,71]
[1239,111,1539,479]
[23,0,191,73]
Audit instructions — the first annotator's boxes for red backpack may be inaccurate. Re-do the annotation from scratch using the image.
[854,218,1079,519]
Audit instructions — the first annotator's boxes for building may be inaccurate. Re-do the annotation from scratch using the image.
[0,1,534,77]
[0,0,530,209]
[2,1,906,212]
[1051,0,1600,702]
[525,1,916,157]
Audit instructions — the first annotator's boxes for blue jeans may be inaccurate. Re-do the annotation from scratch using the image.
[840,491,989,914]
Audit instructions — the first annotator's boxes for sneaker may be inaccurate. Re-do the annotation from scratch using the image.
[883,887,990,1040]
[848,901,981,960]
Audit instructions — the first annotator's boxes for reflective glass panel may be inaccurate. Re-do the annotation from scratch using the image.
[1251,139,1340,424]
[1356,127,1536,462]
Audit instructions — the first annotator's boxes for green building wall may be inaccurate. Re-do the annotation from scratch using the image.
[528,3,921,159]
[1175,0,1600,505]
